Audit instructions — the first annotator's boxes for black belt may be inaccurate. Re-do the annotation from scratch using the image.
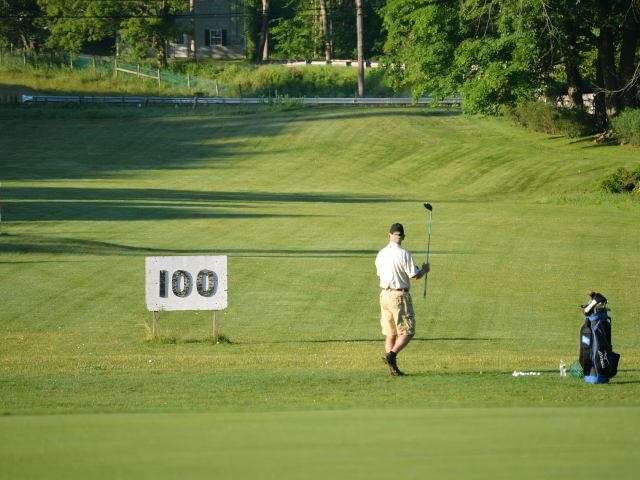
[384,288,408,292]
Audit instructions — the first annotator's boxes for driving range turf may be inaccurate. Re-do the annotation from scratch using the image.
[1,105,639,478]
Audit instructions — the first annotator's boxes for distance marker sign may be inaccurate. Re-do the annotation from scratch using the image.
[145,256,228,311]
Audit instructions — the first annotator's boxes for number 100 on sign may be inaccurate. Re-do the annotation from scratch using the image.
[145,256,228,311]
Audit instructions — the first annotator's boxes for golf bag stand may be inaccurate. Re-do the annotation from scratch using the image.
[578,294,620,384]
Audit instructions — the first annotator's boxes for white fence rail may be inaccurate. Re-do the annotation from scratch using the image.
[20,94,462,107]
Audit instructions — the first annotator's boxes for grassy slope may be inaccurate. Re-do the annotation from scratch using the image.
[1,105,639,478]
[0,69,179,97]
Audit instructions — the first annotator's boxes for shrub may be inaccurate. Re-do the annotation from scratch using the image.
[0,56,413,99]
[211,63,393,98]
[600,166,640,194]
[611,109,640,146]
[507,101,595,138]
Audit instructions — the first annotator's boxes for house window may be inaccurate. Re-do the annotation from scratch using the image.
[204,29,228,47]
[211,29,222,46]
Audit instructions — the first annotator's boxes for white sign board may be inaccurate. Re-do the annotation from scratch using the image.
[145,256,227,311]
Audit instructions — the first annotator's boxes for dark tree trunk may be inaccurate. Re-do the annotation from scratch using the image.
[319,0,331,62]
[565,33,584,108]
[595,0,620,119]
[356,0,364,97]
[618,10,639,109]
[593,56,608,130]
[258,0,270,63]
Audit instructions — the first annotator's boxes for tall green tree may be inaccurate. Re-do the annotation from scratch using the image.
[534,0,638,125]
[267,0,384,61]
[537,2,591,108]
[383,0,639,122]
[617,0,640,110]
[270,3,318,59]
[269,0,326,60]
[38,0,188,67]
[38,0,121,54]
[244,0,261,61]
[0,0,44,49]
[590,0,639,123]
[330,0,384,59]
[454,0,551,114]
[381,0,463,101]
[118,0,189,67]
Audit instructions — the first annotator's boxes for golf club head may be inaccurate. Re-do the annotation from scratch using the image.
[423,202,433,211]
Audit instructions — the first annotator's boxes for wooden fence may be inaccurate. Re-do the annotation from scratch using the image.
[114,59,161,87]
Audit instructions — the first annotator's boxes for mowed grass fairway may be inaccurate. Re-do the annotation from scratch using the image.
[1,105,639,479]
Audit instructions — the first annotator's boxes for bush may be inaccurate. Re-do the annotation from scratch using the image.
[507,101,595,138]
[212,63,393,98]
[611,109,640,146]
[0,55,412,99]
[600,166,640,194]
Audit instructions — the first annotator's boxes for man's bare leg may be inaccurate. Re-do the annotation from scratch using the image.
[383,334,413,375]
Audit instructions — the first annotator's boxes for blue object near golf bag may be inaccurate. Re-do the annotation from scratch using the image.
[579,306,620,384]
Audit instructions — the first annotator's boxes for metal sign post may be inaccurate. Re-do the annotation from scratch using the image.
[152,311,160,338]
[212,311,219,343]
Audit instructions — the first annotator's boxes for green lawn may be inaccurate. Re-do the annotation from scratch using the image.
[1,105,639,478]
[2,408,639,480]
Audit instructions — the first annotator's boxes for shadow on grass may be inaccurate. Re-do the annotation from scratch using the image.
[0,232,463,257]
[290,108,462,124]
[0,233,385,257]
[236,337,497,346]
[1,106,461,181]
[542,133,623,149]
[0,234,172,256]
[415,337,496,342]
[607,369,640,385]
[2,187,392,222]
[145,335,234,345]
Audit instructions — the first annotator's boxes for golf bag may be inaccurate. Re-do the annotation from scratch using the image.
[578,294,620,383]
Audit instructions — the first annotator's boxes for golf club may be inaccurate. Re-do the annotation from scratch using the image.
[423,202,433,299]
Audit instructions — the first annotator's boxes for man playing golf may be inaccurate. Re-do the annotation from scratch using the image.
[375,223,430,376]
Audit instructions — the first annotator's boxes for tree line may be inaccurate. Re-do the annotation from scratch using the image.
[382,0,639,127]
[1,1,638,125]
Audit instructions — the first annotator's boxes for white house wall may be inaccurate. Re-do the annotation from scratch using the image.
[170,0,245,59]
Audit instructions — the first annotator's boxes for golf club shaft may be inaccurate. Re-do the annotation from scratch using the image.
[423,209,432,299]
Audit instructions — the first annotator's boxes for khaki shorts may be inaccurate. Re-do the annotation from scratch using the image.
[379,289,415,336]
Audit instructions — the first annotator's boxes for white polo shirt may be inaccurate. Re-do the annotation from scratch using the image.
[375,242,419,290]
